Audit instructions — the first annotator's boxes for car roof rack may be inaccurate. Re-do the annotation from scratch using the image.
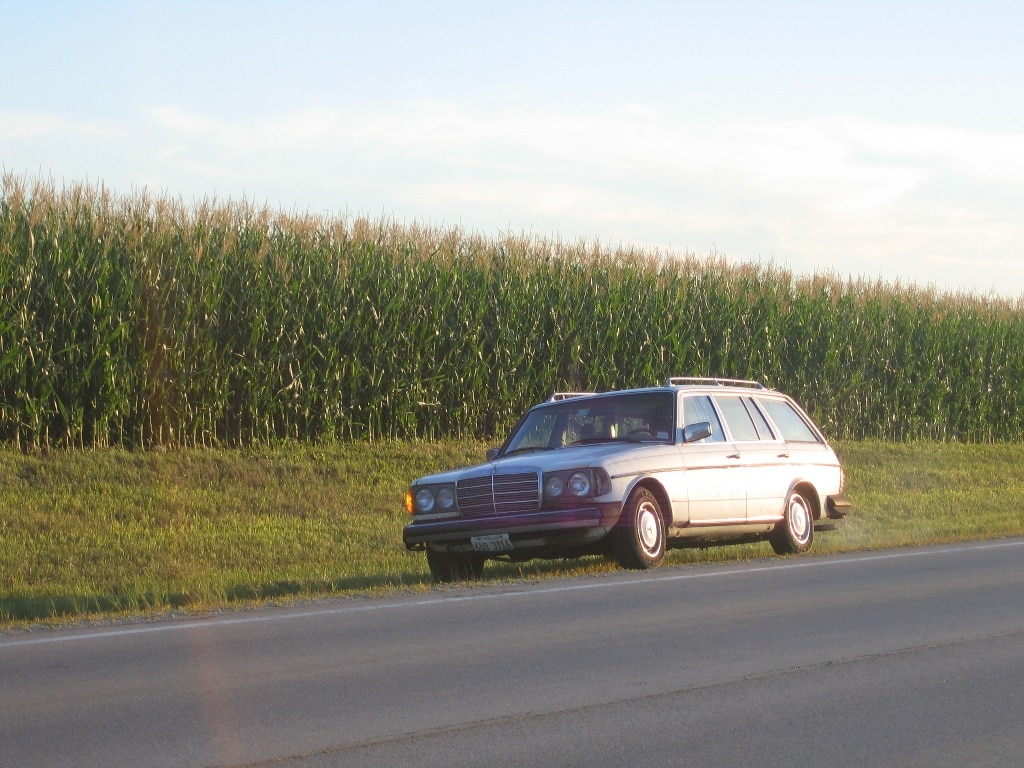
[547,392,596,402]
[667,377,766,389]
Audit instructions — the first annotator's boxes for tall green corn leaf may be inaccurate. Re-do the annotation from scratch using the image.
[2,173,1022,448]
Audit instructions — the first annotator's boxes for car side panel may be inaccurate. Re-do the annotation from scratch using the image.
[736,438,792,522]
[604,446,689,525]
[786,443,845,506]
[681,441,746,523]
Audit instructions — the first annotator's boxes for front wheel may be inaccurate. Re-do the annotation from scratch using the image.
[426,548,486,583]
[769,490,814,555]
[612,487,666,570]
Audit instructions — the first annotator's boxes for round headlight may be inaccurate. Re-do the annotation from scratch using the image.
[414,488,436,513]
[545,475,565,497]
[437,487,455,509]
[568,472,591,497]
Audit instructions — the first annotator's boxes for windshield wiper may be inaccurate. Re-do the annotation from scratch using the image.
[502,446,548,457]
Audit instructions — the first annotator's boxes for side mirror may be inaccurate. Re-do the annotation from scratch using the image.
[682,422,712,443]
[486,448,501,461]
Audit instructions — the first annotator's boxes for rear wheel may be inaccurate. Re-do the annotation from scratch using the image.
[612,487,666,570]
[426,548,486,583]
[769,490,814,555]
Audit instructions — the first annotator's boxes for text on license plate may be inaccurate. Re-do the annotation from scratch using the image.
[471,534,514,552]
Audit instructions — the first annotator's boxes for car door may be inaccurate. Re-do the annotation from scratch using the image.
[711,395,789,523]
[680,394,745,523]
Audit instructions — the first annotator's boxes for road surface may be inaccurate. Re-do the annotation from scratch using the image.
[2,539,1023,767]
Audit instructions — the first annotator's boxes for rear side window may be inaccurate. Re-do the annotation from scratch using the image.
[743,398,776,440]
[715,396,763,441]
[757,397,821,443]
[713,396,778,441]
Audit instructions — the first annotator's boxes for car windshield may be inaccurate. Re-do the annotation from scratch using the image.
[503,392,674,455]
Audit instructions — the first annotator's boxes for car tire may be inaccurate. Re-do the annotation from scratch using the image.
[612,487,666,570]
[769,490,814,555]
[426,548,486,583]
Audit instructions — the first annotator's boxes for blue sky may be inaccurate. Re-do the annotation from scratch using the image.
[3,0,1023,297]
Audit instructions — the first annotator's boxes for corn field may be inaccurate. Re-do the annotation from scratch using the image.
[2,174,1023,449]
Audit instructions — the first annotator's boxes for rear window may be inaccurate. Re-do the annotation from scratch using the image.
[756,397,821,443]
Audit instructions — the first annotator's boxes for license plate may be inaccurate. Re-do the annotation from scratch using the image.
[471,534,514,552]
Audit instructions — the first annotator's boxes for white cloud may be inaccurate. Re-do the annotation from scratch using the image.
[832,117,1024,181]
[137,102,1024,194]
[0,111,121,141]
[147,105,344,150]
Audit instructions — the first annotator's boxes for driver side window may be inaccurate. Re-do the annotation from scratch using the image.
[682,395,725,442]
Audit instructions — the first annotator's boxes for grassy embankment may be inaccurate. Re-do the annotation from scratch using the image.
[3,439,1022,628]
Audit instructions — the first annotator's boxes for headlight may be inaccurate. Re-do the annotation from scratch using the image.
[545,475,565,497]
[543,468,603,503]
[437,487,456,509]
[568,472,591,496]
[414,488,436,513]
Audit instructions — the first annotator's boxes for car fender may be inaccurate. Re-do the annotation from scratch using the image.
[784,478,824,520]
[617,474,678,528]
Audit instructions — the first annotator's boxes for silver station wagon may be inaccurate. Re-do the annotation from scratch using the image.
[403,378,851,582]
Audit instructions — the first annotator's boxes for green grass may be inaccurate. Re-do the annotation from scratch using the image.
[2,439,1022,628]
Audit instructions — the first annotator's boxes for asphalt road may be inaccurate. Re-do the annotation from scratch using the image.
[2,539,1023,768]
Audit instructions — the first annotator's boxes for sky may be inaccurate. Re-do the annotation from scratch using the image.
[3,0,1023,297]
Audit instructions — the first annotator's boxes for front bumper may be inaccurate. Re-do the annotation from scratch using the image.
[403,504,620,553]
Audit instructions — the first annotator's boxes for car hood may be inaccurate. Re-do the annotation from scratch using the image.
[411,442,680,486]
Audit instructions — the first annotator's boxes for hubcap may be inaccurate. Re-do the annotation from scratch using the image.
[789,496,810,543]
[637,502,661,553]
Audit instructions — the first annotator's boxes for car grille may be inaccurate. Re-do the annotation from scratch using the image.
[457,472,540,516]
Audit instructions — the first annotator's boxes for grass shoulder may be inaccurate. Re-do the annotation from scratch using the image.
[2,439,1022,628]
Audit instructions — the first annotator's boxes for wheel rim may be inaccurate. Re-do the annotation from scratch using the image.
[637,501,662,555]
[788,494,811,544]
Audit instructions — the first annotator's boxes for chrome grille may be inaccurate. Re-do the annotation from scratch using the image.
[456,476,494,516]
[457,472,540,516]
